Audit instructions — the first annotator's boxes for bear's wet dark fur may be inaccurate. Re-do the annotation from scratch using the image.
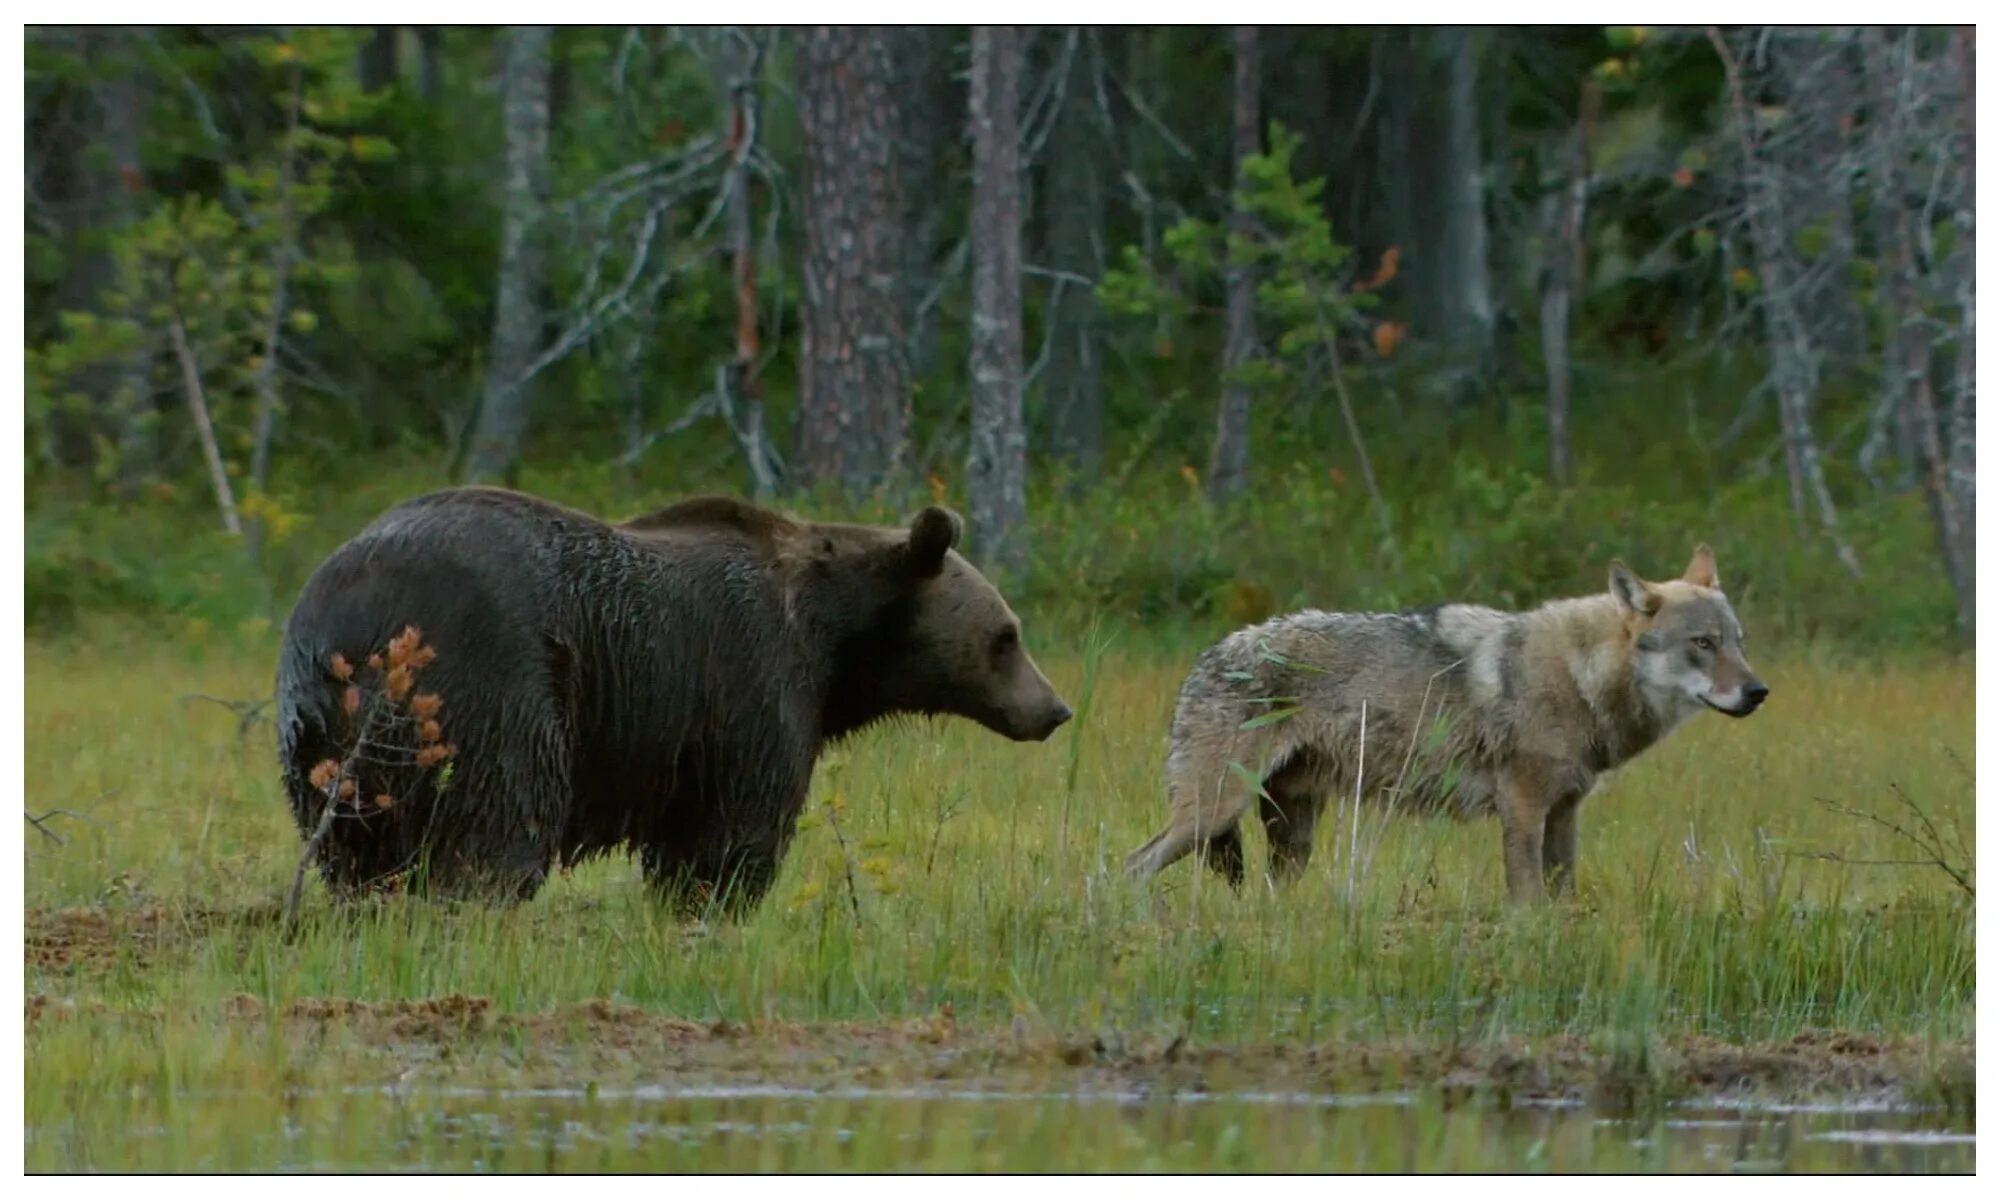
[276,486,1070,913]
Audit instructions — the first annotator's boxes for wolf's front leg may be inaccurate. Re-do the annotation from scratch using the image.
[1496,765,1554,903]
[1541,793,1583,895]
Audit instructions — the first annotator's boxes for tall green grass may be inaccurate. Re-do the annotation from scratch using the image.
[26,628,1972,1042]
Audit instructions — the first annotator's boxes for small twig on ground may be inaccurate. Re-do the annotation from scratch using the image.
[285,797,341,935]
[926,786,967,877]
[824,798,866,928]
[181,693,274,740]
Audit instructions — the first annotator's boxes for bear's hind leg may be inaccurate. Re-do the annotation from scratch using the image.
[642,838,781,920]
[420,713,569,904]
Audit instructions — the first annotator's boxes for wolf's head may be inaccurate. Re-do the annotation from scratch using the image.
[1609,545,1768,719]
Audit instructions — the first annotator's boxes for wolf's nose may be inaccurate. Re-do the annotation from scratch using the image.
[1744,682,1770,705]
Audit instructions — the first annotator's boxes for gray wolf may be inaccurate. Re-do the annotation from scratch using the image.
[1124,546,1765,901]
[278,487,1070,913]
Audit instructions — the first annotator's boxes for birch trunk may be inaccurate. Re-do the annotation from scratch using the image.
[720,33,778,498]
[1042,27,1105,477]
[1945,27,1976,637]
[1437,27,1496,372]
[1540,78,1598,488]
[166,303,241,537]
[1708,26,1862,578]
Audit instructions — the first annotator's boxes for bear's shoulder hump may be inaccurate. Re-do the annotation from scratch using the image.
[618,494,801,552]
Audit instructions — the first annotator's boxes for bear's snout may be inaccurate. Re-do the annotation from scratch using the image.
[1030,700,1074,741]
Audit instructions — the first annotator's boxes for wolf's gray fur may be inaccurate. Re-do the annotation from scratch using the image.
[1124,546,1767,901]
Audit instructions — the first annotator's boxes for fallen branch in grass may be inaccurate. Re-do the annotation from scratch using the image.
[25,808,80,846]
[1791,785,1973,899]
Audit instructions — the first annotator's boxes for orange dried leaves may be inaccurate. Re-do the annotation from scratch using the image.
[386,625,422,669]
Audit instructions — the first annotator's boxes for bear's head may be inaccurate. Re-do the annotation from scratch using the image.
[820,507,1072,744]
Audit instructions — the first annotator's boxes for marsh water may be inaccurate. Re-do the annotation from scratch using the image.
[28,1083,1974,1173]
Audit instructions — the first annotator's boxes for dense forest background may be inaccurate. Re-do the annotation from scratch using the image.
[23,25,1977,652]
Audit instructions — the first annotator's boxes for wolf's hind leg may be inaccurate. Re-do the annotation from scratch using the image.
[1200,825,1246,888]
[1541,793,1582,895]
[1259,750,1330,883]
[1125,734,1260,881]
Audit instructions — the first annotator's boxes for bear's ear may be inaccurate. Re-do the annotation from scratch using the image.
[906,506,963,578]
[1608,559,1662,616]
[1683,543,1720,589]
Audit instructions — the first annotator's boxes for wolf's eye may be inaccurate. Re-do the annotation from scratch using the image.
[1691,635,1716,651]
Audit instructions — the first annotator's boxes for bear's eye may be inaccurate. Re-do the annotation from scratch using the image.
[1691,635,1716,652]
[991,627,1018,659]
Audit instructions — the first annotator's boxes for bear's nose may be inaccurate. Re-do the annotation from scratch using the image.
[1041,702,1073,737]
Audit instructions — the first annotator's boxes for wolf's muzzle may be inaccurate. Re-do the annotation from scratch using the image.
[1708,681,1768,718]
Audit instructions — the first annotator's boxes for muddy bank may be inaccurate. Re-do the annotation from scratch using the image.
[25,989,1974,1115]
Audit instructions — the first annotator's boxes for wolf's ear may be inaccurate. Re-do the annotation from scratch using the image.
[906,506,963,578]
[1609,560,1662,616]
[1683,543,1720,589]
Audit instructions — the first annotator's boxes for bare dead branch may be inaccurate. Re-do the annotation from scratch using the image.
[1797,790,1974,899]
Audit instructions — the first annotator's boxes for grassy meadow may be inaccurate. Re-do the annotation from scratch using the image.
[23,619,1976,1171]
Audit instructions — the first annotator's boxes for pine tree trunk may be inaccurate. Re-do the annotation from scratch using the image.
[967,25,1028,574]
[1377,30,1426,333]
[465,25,552,486]
[1207,25,1260,503]
[1041,27,1105,477]
[45,28,158,481]
[893,27,950,385]
[359,27,399,92]
[795,25,909,498]
[101,31,156,488]
[246,55,303,562]
[417,27,443,102]
[1437,27,1496,373]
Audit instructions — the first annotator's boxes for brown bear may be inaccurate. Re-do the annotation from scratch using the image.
[275,486,1071,913]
